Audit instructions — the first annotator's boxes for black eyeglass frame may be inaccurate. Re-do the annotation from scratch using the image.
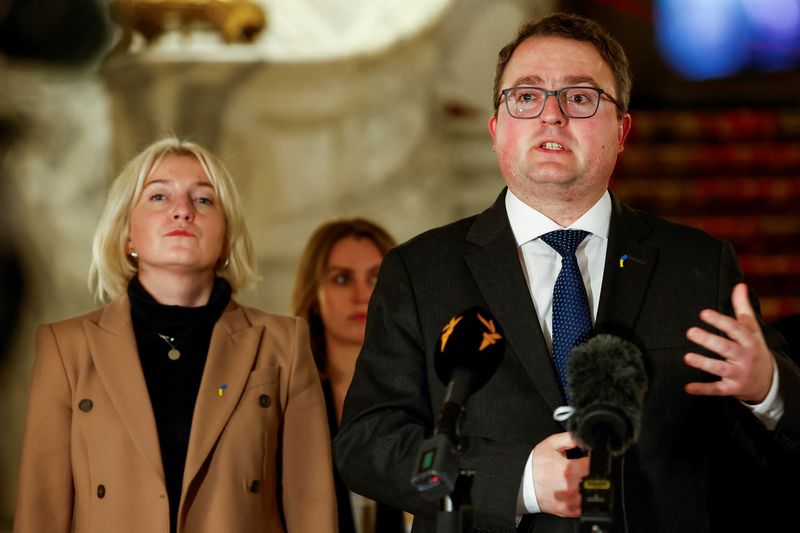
[497,86,624,119]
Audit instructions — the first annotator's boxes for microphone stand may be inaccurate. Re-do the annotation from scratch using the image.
[578,406,625,533]
[411,372,475,533]
[436,468,474,533]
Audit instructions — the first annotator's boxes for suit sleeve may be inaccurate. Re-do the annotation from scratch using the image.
[13,325,74,533]
[280,318,337,533]
[334,248,531,530]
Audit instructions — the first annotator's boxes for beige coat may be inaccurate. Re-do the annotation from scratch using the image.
[13,293,337,533]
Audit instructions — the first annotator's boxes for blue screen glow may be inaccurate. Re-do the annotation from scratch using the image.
[655,0,800,79]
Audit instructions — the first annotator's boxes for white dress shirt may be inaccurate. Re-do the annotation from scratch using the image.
[506,189,610,352]
[504,188,784,516]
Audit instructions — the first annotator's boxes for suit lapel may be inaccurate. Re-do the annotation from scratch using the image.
[182,302,264,494]
[464,190,566,413]
[85,294,164,484]
[596,193,658,338]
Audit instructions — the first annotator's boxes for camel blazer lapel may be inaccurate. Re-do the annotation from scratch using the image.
[84,294,164,485]
[181,302,264,497]
[82,295,267,498]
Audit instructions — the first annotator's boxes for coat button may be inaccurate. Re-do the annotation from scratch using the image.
[249,480,260,493]
[97,484,105,498]
[79,399,93,412]
[258,394,271,408]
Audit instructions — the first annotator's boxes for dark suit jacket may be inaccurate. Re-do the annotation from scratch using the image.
[322,380,406,533]
[334,190,800,533]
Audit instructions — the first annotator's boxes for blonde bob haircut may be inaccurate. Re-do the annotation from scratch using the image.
[89,136,259,302]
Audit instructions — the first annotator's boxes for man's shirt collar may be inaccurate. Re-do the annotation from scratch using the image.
[505,188,611,246]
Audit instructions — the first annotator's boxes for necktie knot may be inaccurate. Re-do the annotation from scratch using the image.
[540,229,589,257]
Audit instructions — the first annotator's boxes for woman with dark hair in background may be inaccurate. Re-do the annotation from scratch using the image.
[293,218,407,533]
[14,137,336,533]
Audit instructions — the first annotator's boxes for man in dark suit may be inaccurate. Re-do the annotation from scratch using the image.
[334,13,800,533]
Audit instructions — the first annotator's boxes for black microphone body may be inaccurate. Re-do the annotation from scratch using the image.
[436,367,473,442]
[411,306,505,500]
[574,404,626,530]
[566,334,648,533]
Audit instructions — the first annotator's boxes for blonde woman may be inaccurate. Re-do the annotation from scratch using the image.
[14,137,336,533]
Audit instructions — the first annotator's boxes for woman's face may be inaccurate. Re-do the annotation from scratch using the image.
[127,155,226,280]
[317,236,383,350]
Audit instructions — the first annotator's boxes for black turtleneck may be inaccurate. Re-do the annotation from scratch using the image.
[128,276,232,533]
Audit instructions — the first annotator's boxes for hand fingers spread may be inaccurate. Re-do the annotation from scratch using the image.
[686,326,737,360]
[684,352,732,378]
[691,311,760,354]
[683,283,774,403]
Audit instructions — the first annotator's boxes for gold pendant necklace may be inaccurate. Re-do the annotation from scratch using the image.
[157,333,181,361]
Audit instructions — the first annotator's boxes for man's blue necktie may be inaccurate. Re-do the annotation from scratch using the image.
[540,229,592,397]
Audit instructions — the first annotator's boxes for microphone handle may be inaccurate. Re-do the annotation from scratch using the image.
[580,426,613,533]
[588,425,612,477]
[436,368,472,441]
[410,368,473,499]
[443,367,472,405]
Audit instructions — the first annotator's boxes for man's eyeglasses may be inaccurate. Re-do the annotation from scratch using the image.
[497,86,623,119]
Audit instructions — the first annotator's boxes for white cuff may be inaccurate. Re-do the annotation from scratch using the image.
[516,449,540,516]
[742,361,783,431]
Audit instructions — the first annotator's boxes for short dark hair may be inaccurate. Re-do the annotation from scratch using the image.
[492,12,632,118]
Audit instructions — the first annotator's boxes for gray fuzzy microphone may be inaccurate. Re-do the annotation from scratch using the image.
[567,334,648,453]
[566,334,648,532]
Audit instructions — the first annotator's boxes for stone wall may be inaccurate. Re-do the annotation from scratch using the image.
[0,0,556,528]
